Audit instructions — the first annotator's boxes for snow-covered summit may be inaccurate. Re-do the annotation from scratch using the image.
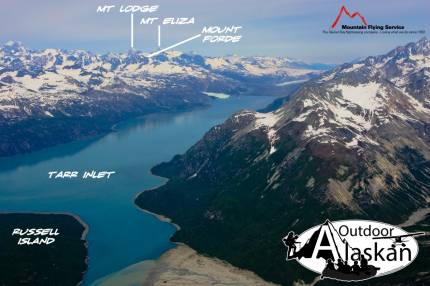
[230,38,430,157]
[0,41,328,128]
[0,41,323,97]
[187,38,430,212]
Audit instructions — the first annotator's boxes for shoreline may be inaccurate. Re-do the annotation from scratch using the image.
[143,244,279,286]
[128,95,284,285]
[133,168,181,232]
[0,102,210,159]
[93,244,279,286]
[0,211,88,239]
[132,177,277,286]
[136,207,181,231]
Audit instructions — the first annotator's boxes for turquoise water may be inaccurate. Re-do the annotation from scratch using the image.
[0,96,275,284]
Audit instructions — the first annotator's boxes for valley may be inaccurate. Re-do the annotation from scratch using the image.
[0,94,277,285]
[1,1,428,285]
[0,41,326,156]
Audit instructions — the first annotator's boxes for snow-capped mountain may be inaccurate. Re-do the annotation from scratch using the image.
[195,37,430,203]
[205,55,329,77]
[0,41,325,156]
[0,41,322,112]
[135,38,430,286]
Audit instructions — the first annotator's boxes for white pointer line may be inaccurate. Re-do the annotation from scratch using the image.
[158,25,161,47]
[146,34,201,58]
[130,13,134,48]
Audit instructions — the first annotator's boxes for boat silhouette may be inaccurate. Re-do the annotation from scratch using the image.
[321,264,380,281]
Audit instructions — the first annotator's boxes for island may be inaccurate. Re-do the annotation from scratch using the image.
[0,213,88,286]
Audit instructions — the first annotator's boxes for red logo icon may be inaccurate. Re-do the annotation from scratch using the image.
[331,5,368,29]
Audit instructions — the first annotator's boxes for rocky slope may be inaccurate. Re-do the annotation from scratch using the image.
[135,38,430,285]
[0,41,325,156]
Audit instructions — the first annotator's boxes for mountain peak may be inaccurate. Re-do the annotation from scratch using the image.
[413,36,430,52]
[2,40,26,54]
[417,36,428,44]
[4,40,24,47]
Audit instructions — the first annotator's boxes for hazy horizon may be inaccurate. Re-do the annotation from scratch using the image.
[2,37,428,66]
[1,0,428,64]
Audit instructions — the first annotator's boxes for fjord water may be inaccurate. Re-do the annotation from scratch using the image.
[0,96,275,284]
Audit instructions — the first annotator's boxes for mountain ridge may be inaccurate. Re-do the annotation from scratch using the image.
[135,38,430,286]
[0,41,327,156]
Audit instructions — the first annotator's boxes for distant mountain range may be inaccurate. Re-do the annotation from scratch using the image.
[0,41,329,156]
[135,38,430,285]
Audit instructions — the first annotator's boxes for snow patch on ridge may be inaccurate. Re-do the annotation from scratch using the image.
[255,112,282,154]
[304,125,330,137]
[330,82,384,111]
[341,63,364,73]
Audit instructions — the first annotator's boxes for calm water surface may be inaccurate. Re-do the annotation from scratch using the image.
[0,96,275,284]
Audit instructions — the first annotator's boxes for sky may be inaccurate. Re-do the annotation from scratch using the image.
[1,0,429,63]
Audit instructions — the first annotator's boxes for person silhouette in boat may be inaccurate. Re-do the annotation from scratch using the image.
[337,259,348,273]
[352,260,361,275]
[345,260,353,273]
[326,258,335,270]
[283,231,299,258]
[360,254,369,270]
[322,255,379,281]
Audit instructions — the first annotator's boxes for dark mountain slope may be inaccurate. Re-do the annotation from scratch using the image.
[136,38,430,285]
